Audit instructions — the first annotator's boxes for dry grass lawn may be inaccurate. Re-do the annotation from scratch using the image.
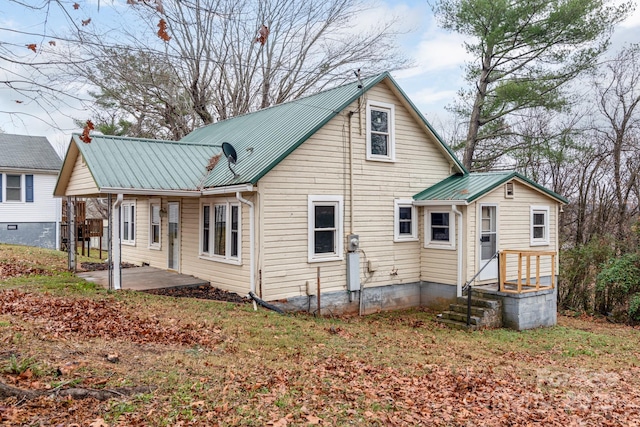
[1,244,640,426]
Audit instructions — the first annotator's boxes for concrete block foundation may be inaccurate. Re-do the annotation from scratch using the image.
[272,281,557,330]
[474,286,557,330]
[0,222,57,249]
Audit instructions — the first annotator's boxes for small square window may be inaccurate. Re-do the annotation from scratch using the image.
[530,206,550,246]
[425,209,455,249]
[394,200,417,242]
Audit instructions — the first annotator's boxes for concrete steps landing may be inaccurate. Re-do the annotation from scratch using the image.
[436,291,502,330]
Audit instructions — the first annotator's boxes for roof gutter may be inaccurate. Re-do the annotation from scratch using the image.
[100,188,201,197]
[87,184,256,198]
[413,200,468,206]
[0,167,60,175]
[202,184,254,196]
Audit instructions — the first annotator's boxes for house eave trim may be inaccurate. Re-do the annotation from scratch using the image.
[413,200,468,206]
[0,167,60,175]
[99,188,201,197]
[202,184,254,195]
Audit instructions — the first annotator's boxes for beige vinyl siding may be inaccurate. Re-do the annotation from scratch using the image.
[259,82,453,300]
[180,196,252,296]
[420,205,464,286]
[120,197,167,268]
[119,195,252,295]
[467,181,558,285]
[66,154,99,196]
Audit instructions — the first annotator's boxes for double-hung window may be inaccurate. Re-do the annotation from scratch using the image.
[425,208,454,249]
[121,201,136,245]
[366,101,395,162]
[530,206,550,246]
[200,199,241,263]
[394,199,417,242]
[149,200,161,249]
[0,173,33,203]
[308,195,344,262]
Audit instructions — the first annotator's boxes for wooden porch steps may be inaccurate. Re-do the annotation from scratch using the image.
[436,291,502,330]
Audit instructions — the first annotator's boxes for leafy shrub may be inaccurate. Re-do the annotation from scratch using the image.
[629,294,640,321]
[559,237,614,312]
[596,252,640,320]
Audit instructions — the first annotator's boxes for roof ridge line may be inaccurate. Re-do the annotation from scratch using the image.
[73,133,218,147]
[186,72,389,133]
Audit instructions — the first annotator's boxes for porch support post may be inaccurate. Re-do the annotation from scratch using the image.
[112,194,123,290]
[67,197,76,272]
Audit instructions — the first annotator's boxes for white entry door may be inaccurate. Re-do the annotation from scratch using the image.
[478,204,498,281]
[168,202,180,271]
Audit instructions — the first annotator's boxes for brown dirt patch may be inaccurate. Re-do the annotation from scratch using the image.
[143,284,249,304]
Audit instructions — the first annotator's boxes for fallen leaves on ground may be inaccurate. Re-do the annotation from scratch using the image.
[0,289,222,348]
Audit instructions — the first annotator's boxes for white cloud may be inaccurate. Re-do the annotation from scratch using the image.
[412,87,458,106]
[394,21,470,80]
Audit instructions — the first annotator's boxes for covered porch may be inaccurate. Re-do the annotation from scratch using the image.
[77,266,209,291]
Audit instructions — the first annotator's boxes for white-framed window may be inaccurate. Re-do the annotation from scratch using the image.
[308,195,344,262]
[121,201,136,245]
[505,182,514,198]
[425,208,455,249]
[366,100,395,162]
[200,199,241,264]
[0,173,33,203]
[394,199,417,242]
[530,206,550,246]
[149,199,161,249]
[5,174,22,201]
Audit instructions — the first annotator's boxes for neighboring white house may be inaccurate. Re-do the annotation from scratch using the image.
[0,134,62,249]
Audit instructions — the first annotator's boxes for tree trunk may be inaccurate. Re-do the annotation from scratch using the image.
[463,44,493,170]
[0,381,154,401]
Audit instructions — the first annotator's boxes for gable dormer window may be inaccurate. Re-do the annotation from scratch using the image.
[505,182,514,198]
[366,100,395,162]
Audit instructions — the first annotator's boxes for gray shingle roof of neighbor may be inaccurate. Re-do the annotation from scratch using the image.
[0,133,62,171]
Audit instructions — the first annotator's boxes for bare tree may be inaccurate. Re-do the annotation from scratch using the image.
[64,0,408,139]
[592,44,640,251]
[2,0,407,138]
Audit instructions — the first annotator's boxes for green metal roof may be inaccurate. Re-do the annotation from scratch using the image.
[71,134,220,191]
[181,71,466,187]
[413,171,568,204]
[59,71,466,195]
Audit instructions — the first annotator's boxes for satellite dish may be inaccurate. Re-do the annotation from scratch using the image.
[222,142,237,164]
[220,142,239,178]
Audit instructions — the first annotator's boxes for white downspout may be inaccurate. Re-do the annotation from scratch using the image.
[452,204,463,297]
[236,192,256,309]
[113,194,123,290]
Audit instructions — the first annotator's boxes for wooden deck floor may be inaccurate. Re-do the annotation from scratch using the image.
[77,267,209,291]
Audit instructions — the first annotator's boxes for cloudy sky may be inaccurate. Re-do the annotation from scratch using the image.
[1,0,639,154]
